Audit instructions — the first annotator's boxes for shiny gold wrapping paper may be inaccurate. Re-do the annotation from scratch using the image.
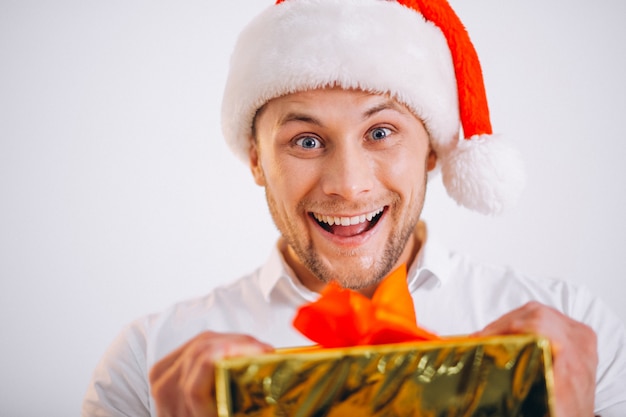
[215,335,554,417]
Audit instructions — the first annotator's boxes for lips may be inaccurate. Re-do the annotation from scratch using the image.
[311,207,385,237]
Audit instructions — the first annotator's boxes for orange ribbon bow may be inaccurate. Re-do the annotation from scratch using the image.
[293,265,439,348]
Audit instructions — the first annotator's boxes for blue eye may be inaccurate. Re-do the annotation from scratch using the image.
[295,136,321,149]
[369,127,391,141]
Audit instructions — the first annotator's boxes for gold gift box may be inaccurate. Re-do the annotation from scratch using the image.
[215,334,554,417]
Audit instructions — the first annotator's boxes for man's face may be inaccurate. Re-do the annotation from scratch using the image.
[250,88,435,294]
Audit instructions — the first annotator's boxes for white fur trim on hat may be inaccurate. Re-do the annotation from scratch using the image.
[221,0,458,162]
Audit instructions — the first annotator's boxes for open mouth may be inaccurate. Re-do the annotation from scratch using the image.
[310,207,386,237]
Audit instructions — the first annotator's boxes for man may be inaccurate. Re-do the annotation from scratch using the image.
[83,0,626,416]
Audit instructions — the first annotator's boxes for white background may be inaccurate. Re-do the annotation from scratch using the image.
[1,0,625,415]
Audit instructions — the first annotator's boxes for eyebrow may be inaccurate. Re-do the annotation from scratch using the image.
[275,97,408,128]
[276,112,324,128]
[362,99,408,120]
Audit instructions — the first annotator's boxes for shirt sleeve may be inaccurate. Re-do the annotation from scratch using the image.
[81,320,151,417]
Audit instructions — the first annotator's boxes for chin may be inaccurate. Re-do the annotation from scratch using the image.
[315,257,390,290]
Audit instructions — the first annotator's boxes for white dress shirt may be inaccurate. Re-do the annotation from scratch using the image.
[82,236,626,416]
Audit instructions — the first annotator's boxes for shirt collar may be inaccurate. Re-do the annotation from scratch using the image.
[407,234,452,291]
[258,223,452,300]
[258,238,320,302]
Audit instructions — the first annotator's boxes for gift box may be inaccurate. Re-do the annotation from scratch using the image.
[215,334,555,417]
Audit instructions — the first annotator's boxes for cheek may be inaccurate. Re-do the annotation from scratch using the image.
[375,142,430,207]
[262,156,320,203]
[381,151,425,189]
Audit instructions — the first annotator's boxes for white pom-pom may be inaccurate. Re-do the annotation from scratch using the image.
[440,134,526,215]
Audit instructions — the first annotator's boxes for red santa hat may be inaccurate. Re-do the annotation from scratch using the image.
[221,0,525,215]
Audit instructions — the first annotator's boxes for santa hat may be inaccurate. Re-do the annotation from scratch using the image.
[221,0,525,215]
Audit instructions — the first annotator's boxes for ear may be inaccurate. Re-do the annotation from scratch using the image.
[249,140,266,186]
[427,148,438,172]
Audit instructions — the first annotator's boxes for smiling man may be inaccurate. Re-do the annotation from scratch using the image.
[250,88,435,296]
[83,1,626,416]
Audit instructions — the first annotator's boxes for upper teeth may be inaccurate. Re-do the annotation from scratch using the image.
[313,208,383,226]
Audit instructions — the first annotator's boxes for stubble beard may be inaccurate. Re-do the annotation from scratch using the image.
[264,190,424,291]
[304,207,419,290]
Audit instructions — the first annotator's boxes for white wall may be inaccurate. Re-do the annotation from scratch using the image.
[1,1,624,415]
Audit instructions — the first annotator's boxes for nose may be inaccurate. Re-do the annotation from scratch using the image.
[321,141,375,200]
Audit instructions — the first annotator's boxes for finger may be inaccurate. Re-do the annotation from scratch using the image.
[180,334,273,417]
[151,332,272,382]
[182,349,217,417]
[473,301,556,337]
[151,335,225,417]
[151,357,189,417]
[471,303,599,417]
[151,333,272,417]
[150,332,214,383]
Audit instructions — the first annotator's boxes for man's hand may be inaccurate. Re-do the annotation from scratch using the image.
[474,301,598,417]
[149,331,273,417]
